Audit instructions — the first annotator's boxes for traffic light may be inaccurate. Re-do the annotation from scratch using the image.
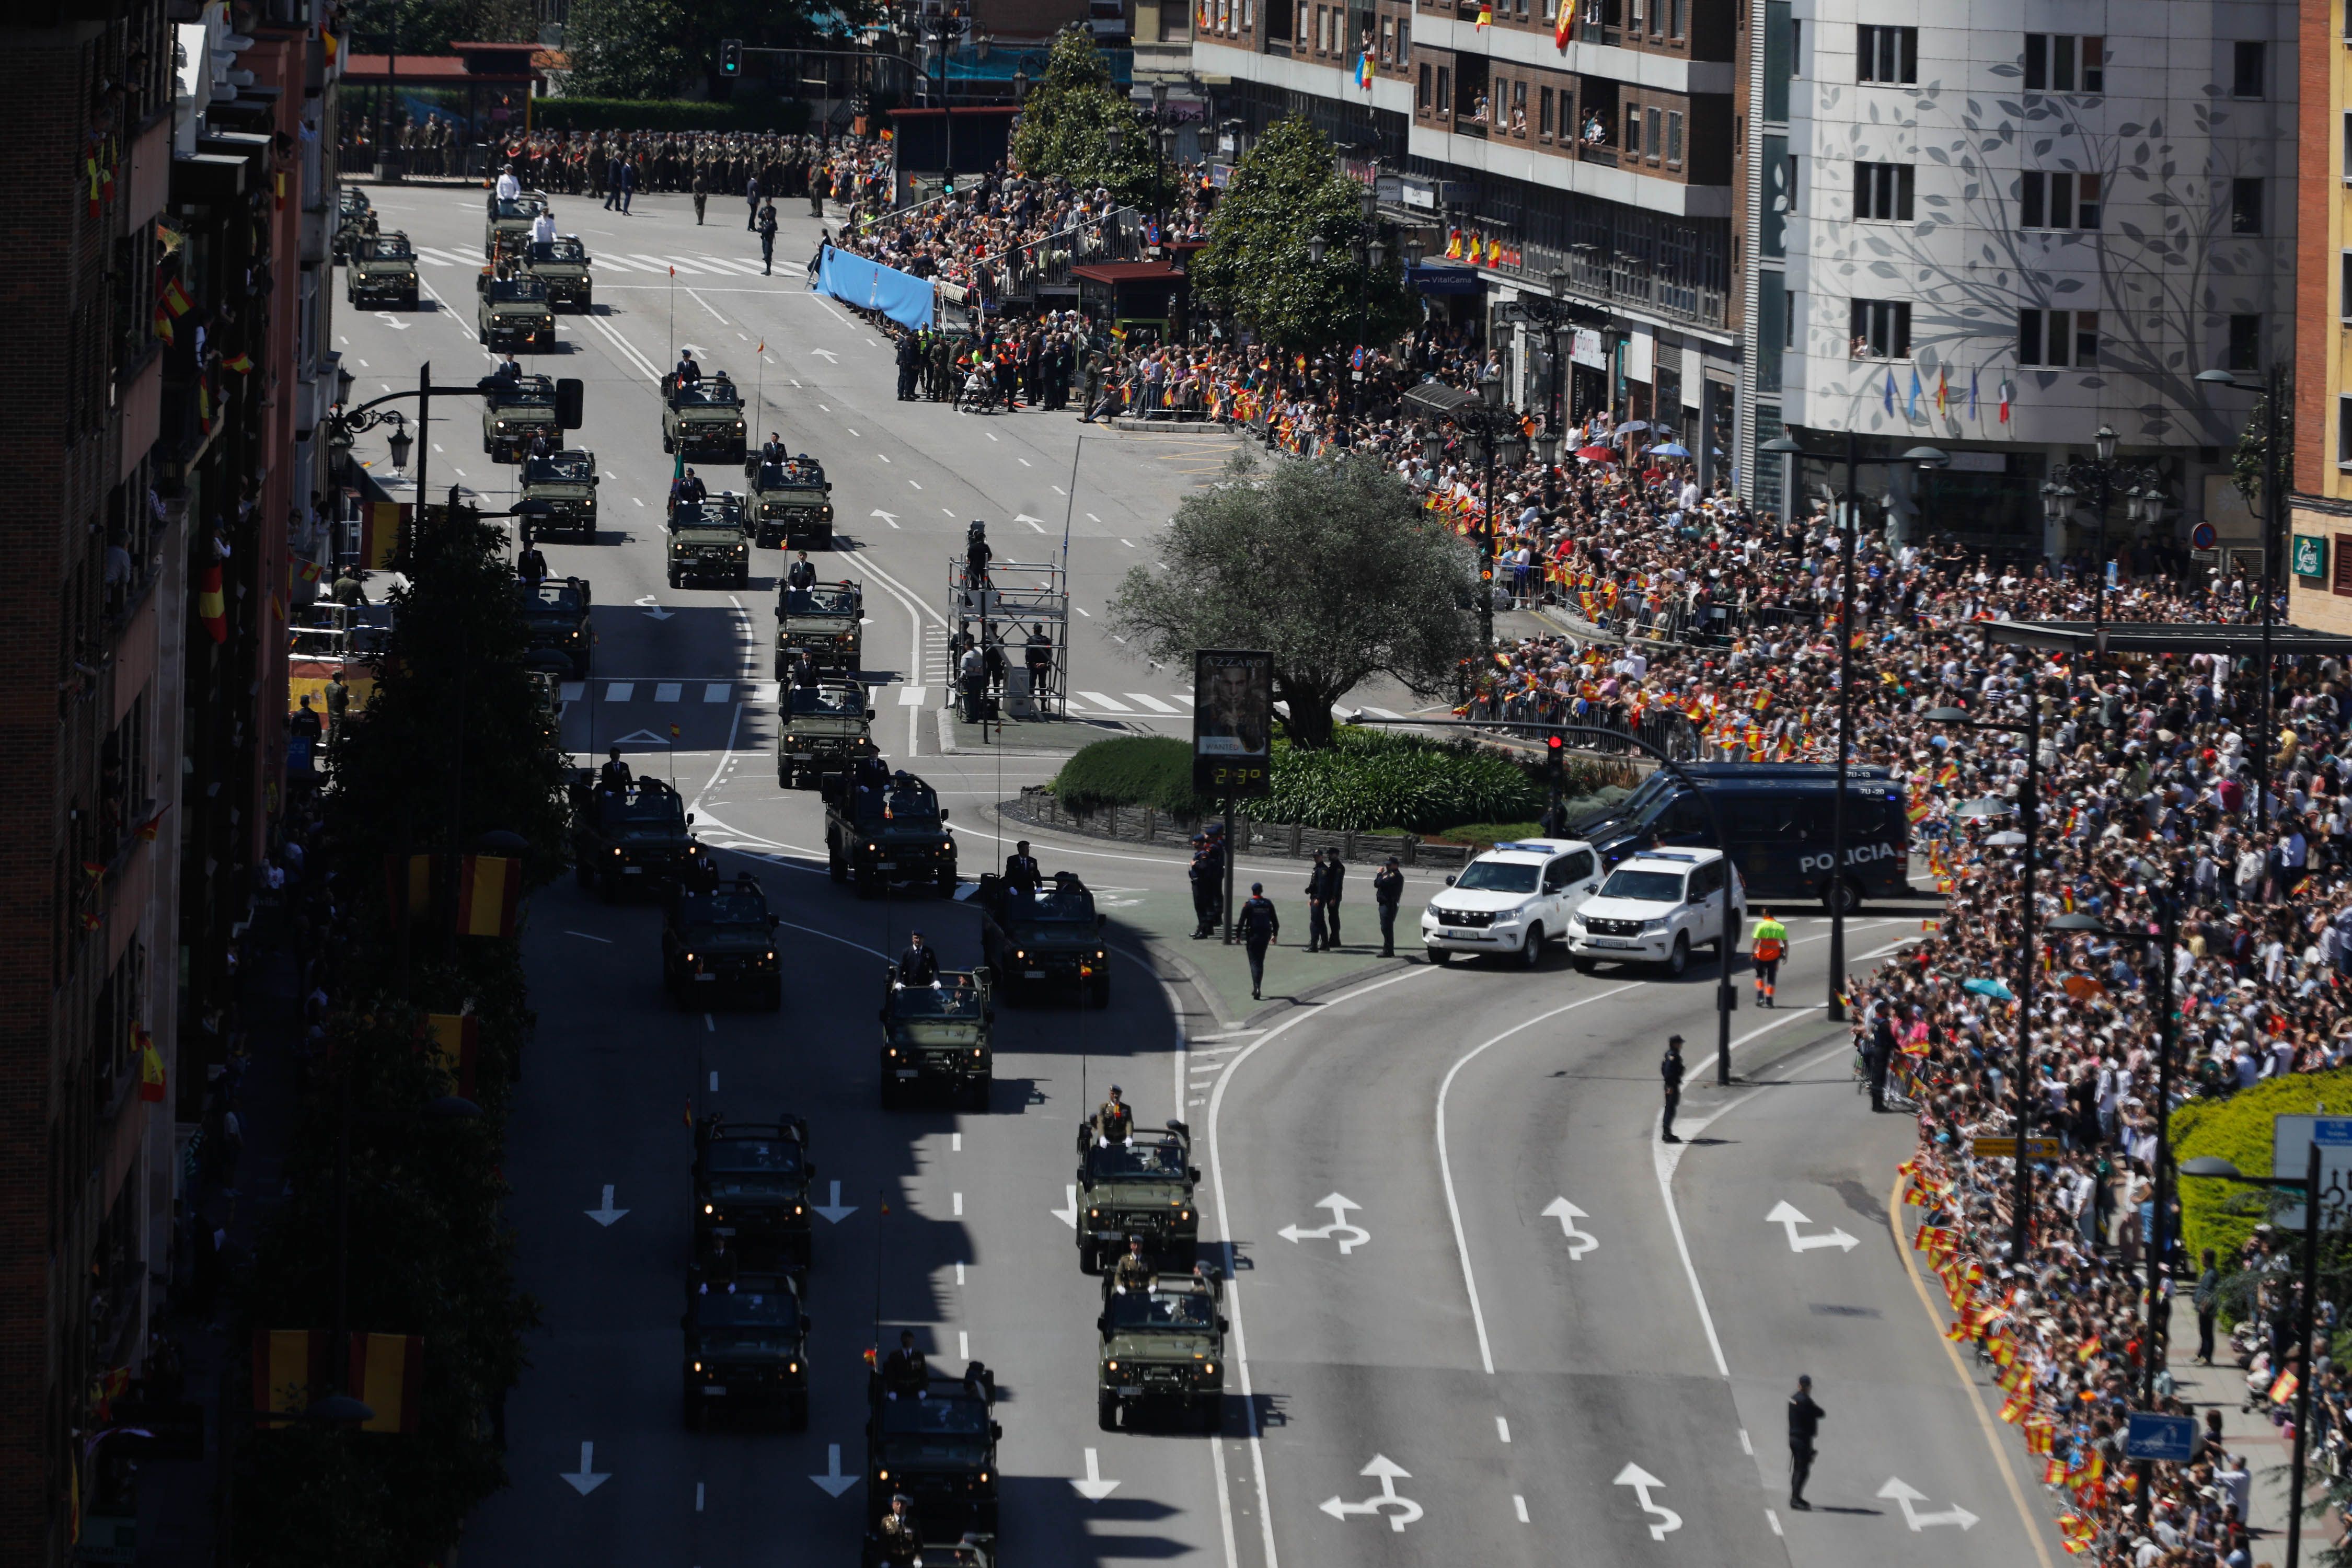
[719,38,742,75]
[1544,732,1565,785]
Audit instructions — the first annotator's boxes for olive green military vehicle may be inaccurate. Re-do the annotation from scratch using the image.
[774,580,861,677]
[667,493,751,589]
[691,1112,812,1266]
[775,681,874,789]
[878,968,992,1109]
[570,771,698,898]
[331,187,372,263]
[481,373,560,462]
[681,1267,808,1429]
[976,871,1109,1005]
[1096,1264,1226,1432]
[824,768,956,898]
[477,274,556,352]
[523,235,593,310]
[517,575,592,677]
[520,448,598,541]
[483,191,550,258]
[747,455,834,549]
[661,371,747,462]
[1074,1118,1200,1273]
[664,876,782,1009]
[344,231,419,308]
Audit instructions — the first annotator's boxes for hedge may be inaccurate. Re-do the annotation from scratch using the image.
[2171,1068,2352,1274]
[529,96,811,133]
[1052,735,1208,817]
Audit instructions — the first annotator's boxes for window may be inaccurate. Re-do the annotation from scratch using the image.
[1397,17,1408,52]
[1856,161,1915,221]
[1645,105,1662,159]
[2227,314,2262,373]
[2231,178,2264,235]
[1540,85,1554,136]
[2342,398,2352,468]
[1436,64,1450,113]
[1626,104,1643,154]
[1850,298,1912,358]
[2023,34,2103,93]
[1419,62,1432,109]
[1857,24,1917,84]
[1513,79,1528,131]
[2337,530,2352,588]
[2232,40,2265,99]
[1785,290,1798,347]
[1380,16,1393,60]
[1316,5,1329,51]
[1788,17,1798,67]
[2020,171,2100,229]
[1666,110,1684,164]
[1629,0,1643,29]
[2343,252,2352,319]
[2019,307,2099,367]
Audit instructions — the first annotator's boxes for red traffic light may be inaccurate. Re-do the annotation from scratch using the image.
[1545,734,1564,753]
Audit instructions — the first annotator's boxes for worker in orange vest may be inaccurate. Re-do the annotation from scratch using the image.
[1750,908,1790,1008]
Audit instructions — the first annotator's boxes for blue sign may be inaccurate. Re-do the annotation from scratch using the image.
[2123,1411,2198,1463]
[2189,521,2219,552]
[813,247,935,331]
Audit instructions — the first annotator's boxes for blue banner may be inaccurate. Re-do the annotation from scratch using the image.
[815,246,935,331]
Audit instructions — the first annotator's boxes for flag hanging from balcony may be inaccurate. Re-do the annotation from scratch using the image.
[197,563,227,643]
[1968,365,1979,419]
[1935,365,1948,416]
[224,351,254,374]
[455,854,521,939]
[1906,366,1921,420]
[1882,371,1894,416]
[162,278,192,317]
[425,1012,480,1099]
[1554,0,1573,47]
[1998,378,2012,424]
[1475,0,1492,23]
[349,1333,425,1434]
[359,501,407,569]
[137,1028,166,1102]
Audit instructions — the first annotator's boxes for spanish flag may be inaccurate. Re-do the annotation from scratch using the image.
[455,854,521,939]
[163,278,192,317]
[425,1012,480,1099]
[2272,1367,2300,1405]
[360,501,407,569]
[348,1333,425,1434]
[197,562,227,643]
[1553,0,1574,45]
[252,1329,336,1419]
[136,1028,166,1103]
[1475,0,1491,24]
[224,351,255,374]
[322,29,339,65]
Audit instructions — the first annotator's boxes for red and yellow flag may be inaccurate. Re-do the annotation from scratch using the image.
[197,562,227,643]
[348,1332,425,1434]
[359,501,407,569]
[425,1012,480,1099]
[455,854,521,939]
[136,1027,166,1103]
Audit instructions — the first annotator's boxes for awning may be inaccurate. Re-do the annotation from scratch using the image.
[1406,263,1482,296]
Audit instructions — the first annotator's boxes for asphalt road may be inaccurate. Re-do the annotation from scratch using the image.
[336,188,2048,1568]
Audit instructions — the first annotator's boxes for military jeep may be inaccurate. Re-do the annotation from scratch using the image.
[861,1363,1000,1559]
[345,231,419,309]
[667,493,751,589]
[975,871,1109,1005]
[569,771,698,897]
[523,235,593,310]
[516,575,592,677]
[824,768,956,898]
[481,373,560,462]
[1075,1119,1200,1273]
[664,875,781,1009]
[483,191,550,258]
[521,448,598,541]
[662,371,747,463]
[477,274,556,352]
[331,188,372,263]
[692,1112,812,1266]
[681,1268,808,1430]
[880,969,993,1110]
[776,681,875,790]
[748,455,835,549]
[775,580,862,677]
[1097,1264,1226,1432]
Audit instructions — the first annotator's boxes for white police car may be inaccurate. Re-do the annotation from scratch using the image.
[1420,838,1601,967]
[1565,847,1745,977]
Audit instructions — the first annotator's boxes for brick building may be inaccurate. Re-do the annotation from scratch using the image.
[0,0,339,1555]
[2292,0,2352,632]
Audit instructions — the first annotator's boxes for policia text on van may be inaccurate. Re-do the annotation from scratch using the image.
[1578,764,1910,913]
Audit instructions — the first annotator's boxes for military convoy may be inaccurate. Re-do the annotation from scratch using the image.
[775,580,862,677]
[520,449,598,541]
[482,373,561,462]
[747,455,834,549]
[878,969,992,1109]
[1097,1265,1226,1432]
[344,232,419,309]
[569,772,697,897]
[681,1269,808,1430]
[823,768,956,897]
[666,493,751,589]
[662,877,781,1009]
[861,1364,1000,1565]
[523,235,593,310]
[662,371,747,462]
[477,274,556,352]
[331,187,371,263]
[776,680,875,789]
[975,871,1110,1005]
[516,577,592,677]
[1075,1119,1200,1273]
[484,191,550,257]
[692,1113,812,1267]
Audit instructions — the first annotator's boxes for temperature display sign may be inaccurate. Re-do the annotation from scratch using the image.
[1192,650,1273,799]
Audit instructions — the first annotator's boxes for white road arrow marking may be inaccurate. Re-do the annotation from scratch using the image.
[1541,1196,1599,1260]
[1015,514,1048,534]
[1766,1201,1860,1253]
[374,310,411,331]
[1877,1477,1980,1531]
[585,1185,629,1227]
[1053,1184,1079,1229]
[1317,1455,1422,1532]
[809,1443,856,1497]
[811,1181,858,1224]
[611,729,671,746]
[869,509,900,529]
[809,348,840,363]
[1279,1192,1369,1253]
[1071,1447,1122,1500]
[560,1440,611,1496]
[1612,1463,1681,1540]
[632,595,674,621]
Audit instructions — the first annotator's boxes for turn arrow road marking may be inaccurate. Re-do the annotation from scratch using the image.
[1540,1196,1598,1259]
[1278,1193,1370,1253]
[1766,1201,1860,1253]
[1877,1476,1980,1530]
[1612,1463,1681,1540]
[1317,1455,1421,1531]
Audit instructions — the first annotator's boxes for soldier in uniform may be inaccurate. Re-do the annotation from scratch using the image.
[1373,856,1404,956]
[786,550,818,591]
[876,1494,923,1565]
[1189,834,1221,939]
[323,668,350,761]
[882,1330,929,1399]
[1238,882,1279,1000]
[1111,1235,1154,1295]
[703,1231,739,1285]
[1092,1085,1133,1146]
[515,531,548,587]
[1659,1033,1686,1144]
[1002,840,1042,896]
[598,745,633,791]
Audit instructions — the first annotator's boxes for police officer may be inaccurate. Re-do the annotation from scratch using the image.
[1004,840,1042,896]
[1321,851,1346,949]
[897,930,940,987]
[1304,848,1332,953]
[1864,1002,1896,1114]
[876,1494,922,1565]
[598,746,632,790]
[690,164,708,224]
[882,1330,928,1399]
[757,199,779,274]
[1092,1085,1133,1146]
[1373,856,1404,956]
[1659,1033,1686,1144]
[1238,882,1279,1001]
[1750,907,1789,1008]
[786,549,818,591]
[1024,622,1054,696]
[1112,1235,1153,1295]
[1188,835,1221,939]
[964,522,991,590]
[896,330,924,401]
[1786,1375,1823,1509]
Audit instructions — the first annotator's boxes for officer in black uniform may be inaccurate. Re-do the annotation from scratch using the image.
[1188,834,1224,938]
[1786,1375,1823,1509]
[674,348,701,386]
[1659,1034,1686,1144]
[1238,882,1279,1001]
[598,746,632,790]
[964,521,991,590]
[1373,856,1404,956]
[896,931,940,987]
[515,532,548,587]
[881,1330,928,1399]
[702,1231,739,1285]
[759,431,788,467]
[786,549,818,591]
[1003,840,1042,896]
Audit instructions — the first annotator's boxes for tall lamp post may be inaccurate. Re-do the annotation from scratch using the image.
[1306,183,1387,417]
[1408,371,1525,651]
[2196,365,2286,822]
[2042,423,2167,650]
[2183,1145,2327,1568]
[2047,854,2184,1531]
[1764,436,1949,1020]
[1927,701,2045,1266]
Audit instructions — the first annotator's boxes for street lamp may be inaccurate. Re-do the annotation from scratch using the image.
[1306,233,1327,264]
[2048,857,2185,1531]
[2182,1146,2327,1568]
[1928,701,2045,1269]
[1762,435,1947,1019]
[384,411,414,476]
[2045,428,2163,651]
[2197,365,2285,822]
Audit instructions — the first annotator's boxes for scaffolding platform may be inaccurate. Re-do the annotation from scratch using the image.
[947,554,1069,721]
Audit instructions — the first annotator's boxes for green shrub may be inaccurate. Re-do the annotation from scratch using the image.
[531,97,811,133]
[2172,1068,2352,1271]
[1051,735,1210,817]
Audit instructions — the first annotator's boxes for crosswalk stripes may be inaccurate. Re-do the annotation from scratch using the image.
[691,256,769,276]
[898,686,929,706]
[702,683,732,703]
[1125,693,1181,714]
[1076,691,1132,713]
[1363,706,1404,720]
[654,682,682,702]
[560,682,585,702]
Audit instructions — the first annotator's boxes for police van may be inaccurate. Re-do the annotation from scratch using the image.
[1579,764,1910,913]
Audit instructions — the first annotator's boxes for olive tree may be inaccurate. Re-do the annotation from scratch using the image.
[1108,452,1479,748]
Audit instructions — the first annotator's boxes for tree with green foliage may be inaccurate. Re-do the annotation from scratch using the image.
[338,0,483,56]
[1008,29,1155,202]
[558,0,693,99]
[1189,117,1416,353]
[1108,452,1479,748]
[2229,382,2291,521]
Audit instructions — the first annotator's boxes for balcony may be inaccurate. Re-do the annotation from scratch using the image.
[1544,239,1724,328]
[1578,143,1619,168]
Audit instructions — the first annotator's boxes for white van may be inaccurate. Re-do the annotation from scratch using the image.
[1566,847,1746,977]
[1419,838,1601,967]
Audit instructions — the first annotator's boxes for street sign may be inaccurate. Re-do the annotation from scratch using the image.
[2122,1411,2199,1463]
[1970,1136,2063,1160]
[2292,534,2328,579]
[2271,1116,2352,1231]
[2190,521,2219,552]
[1192,650,1273,798]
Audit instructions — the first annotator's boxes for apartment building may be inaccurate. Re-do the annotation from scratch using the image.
[0,0,338,1555]
[1766,6,2293,557]
[2292,0,2352,630]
